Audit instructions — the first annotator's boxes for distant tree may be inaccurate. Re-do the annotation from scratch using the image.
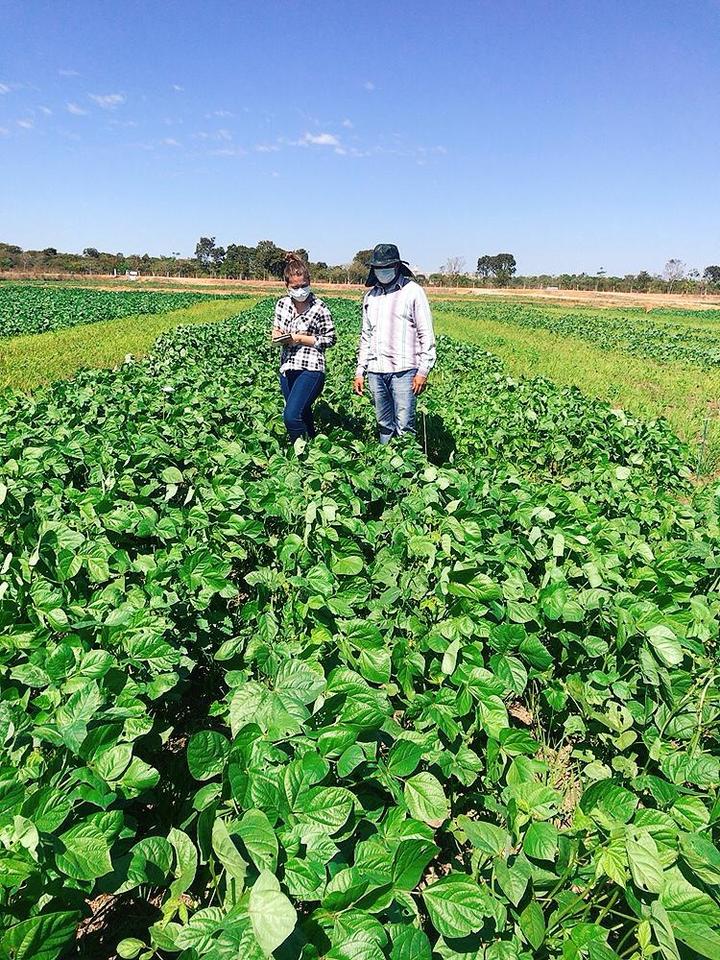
[352,249,375,268]
[42,247,57,257]
[195,236,219,270]
[703,265,720,284]
[83,247,100,258]
[476,253,516,286]
[635,270,652,292]
[442,256,466,285]
[492,253,516,287]
[254,240,287,278]
[223,244,254,278]
[663,258,686,290]
[294,248,309,263]
[476,255,494,279]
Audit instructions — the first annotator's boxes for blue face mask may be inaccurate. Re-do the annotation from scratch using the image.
[375,267,398,285]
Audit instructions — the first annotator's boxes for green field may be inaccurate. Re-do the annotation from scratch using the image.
[0,287,718,960]
[434,299,720,476]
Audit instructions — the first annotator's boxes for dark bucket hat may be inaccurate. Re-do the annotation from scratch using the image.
[365,243,415,286]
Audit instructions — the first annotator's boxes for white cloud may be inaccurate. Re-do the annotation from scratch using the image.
[59,68,80,77]
[17,118,34,129]
[301,131,340,147]
[172,84,184,92]
[363,81,375,91]
[161,137,180,146]
[0,126,9,136]
[255,143,280,153]
[342,118,353,128]
[194,128,233,142]
[207,109,233,118]
[208,146,247,158]
[88,93,125,109]
[67,102,88,115]
[0,83,11,94]
[39,106,53,115]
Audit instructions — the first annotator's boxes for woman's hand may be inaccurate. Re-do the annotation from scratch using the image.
[291,332,315,346]
[272,327,284,340]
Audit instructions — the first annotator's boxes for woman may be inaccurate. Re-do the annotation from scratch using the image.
[272,253,336,442]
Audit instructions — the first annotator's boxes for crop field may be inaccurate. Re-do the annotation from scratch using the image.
[0,293,719,960]
[433,301,720,475]
[0,285,237,339]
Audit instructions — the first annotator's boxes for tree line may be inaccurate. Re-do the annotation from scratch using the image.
[1,240,719,294]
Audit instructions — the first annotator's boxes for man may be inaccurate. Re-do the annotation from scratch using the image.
[353,243,437,443]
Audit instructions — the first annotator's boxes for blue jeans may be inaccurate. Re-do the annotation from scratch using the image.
[280,369,325,441]
[367,369,417,444]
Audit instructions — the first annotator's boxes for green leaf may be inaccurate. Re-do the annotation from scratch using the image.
[168,828,197,897]
[117,938,146,959]
[457,816,509,857]
[0,912,79,960]
[238,809,278,872]
[332,555,364,576]
[161,466,183,483]
[523,821,559,861]
[123,836,173,889]
[680,832,720,886]
[404,773,449,827]
[211,818,247,886]
[387,740,424,778]
[389,924,432,960]
[649,901,681,960]
[626,832,665,893]
[187,730,230,780]
[297,786,354,834]
[393,838,439,890]
[322,866,369,911]
[422,873,496,938]
[55,822,112,881]
[248,870,297,956]
[660,880,720,955]
[646,625,683,667]
[519,901,545,950]
[494,856,531,907]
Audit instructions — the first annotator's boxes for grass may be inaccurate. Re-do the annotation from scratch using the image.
[0,297,257,391]
[433,305,720,475]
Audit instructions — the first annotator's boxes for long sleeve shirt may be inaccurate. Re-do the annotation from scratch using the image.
[355,277,436,378]
[273,294,336,374]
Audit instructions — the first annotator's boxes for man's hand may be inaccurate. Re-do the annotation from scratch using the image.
[353,375,365,396]
[412,373,428,395]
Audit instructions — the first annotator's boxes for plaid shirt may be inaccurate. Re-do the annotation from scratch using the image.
[274,294,336,373]
[356,276,436,378]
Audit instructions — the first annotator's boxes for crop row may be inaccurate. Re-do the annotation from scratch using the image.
[0,298,718,960]
[438,301,720,368]
[0,285,239,340]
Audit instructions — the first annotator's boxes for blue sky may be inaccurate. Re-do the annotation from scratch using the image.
[1,0,719,275]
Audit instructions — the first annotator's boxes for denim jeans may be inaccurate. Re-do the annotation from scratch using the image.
[367,368,417,444]
[280,369,325,441]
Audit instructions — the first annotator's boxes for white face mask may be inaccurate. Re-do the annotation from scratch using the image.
[375,267,398,286]
[288,284,311,302]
